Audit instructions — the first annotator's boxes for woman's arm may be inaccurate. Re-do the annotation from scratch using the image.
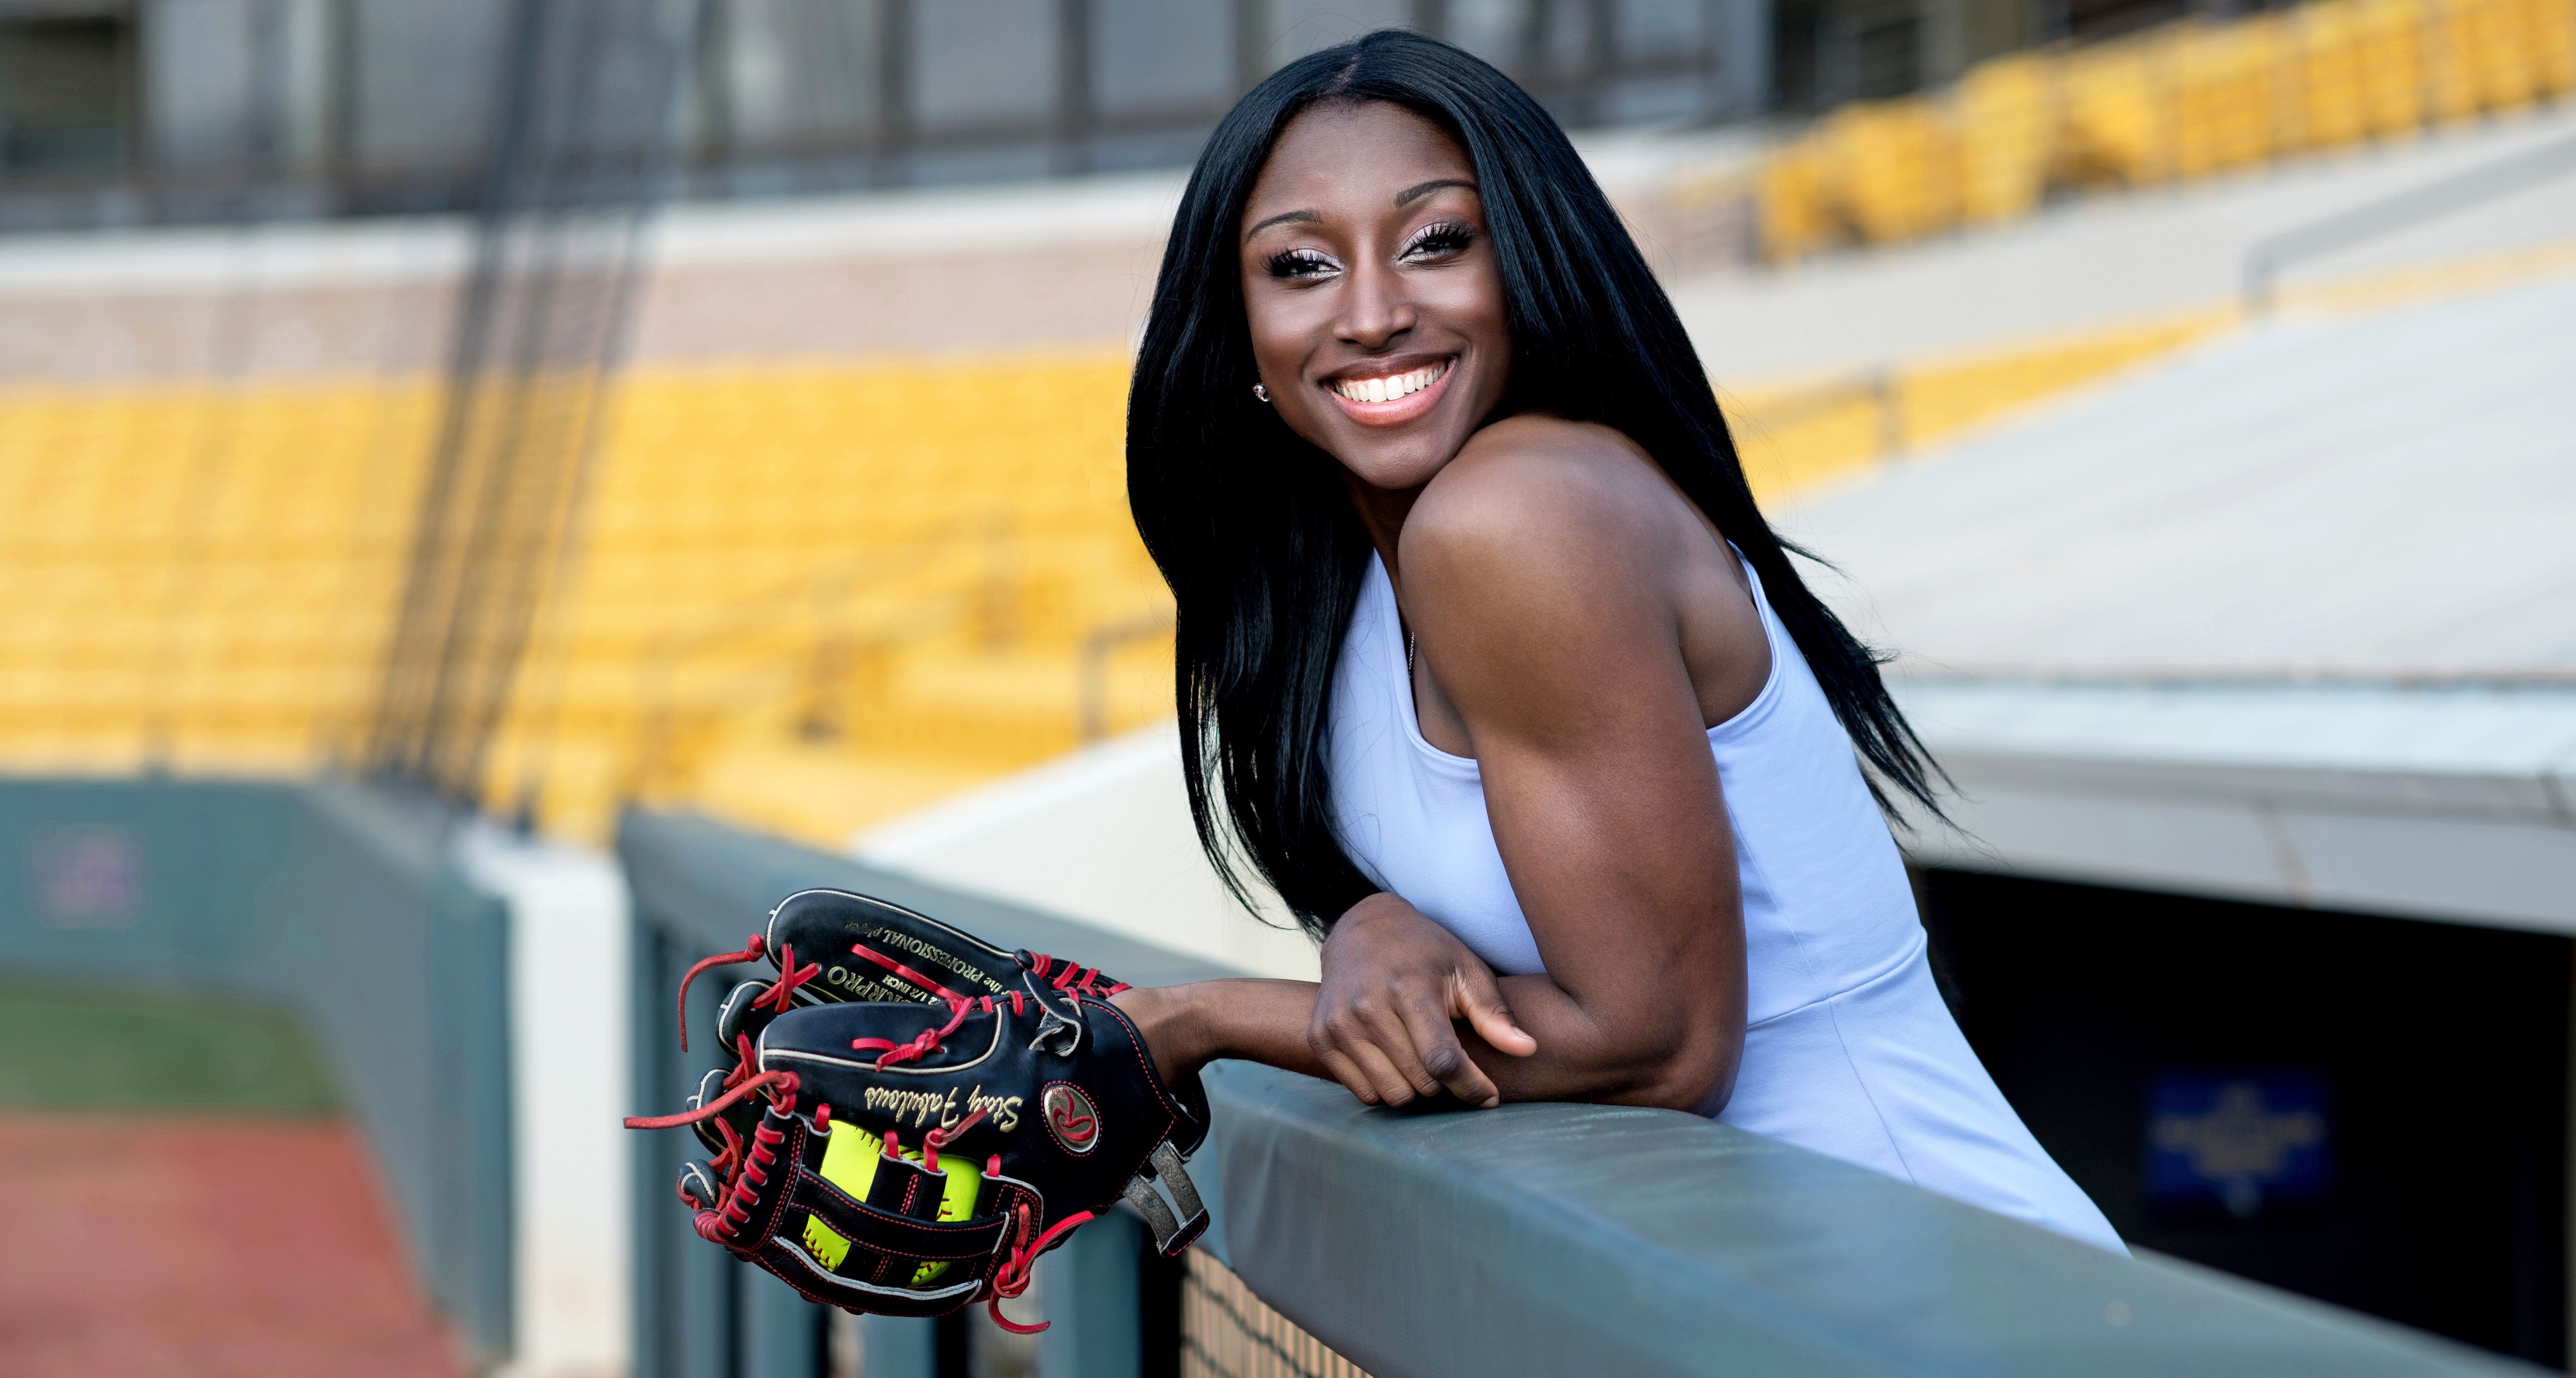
[1113,896,1538,1105]
[1320,424,1751,1113]
[1121,421,1760,1115]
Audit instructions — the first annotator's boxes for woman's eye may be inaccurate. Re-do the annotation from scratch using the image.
[1265,249,1337,279]
[1401,224,1475,260]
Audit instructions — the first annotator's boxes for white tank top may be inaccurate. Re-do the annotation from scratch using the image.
[1325,550,2124,1252]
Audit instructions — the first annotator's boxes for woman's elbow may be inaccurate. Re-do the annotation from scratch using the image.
[1623,1015,1741,1116]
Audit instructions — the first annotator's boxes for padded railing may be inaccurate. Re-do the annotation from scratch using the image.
[0,777,514,1362]
[617,806,2546,1378]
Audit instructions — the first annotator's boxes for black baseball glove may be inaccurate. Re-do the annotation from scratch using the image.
[662,889,1142,1164]
[629,892,1208,1332]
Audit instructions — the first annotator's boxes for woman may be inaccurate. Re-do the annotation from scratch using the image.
[1108,30,2120,1252]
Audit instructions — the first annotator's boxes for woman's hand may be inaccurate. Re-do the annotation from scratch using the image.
[1309,893,1539,1108]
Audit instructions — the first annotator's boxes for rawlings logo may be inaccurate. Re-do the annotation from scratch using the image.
[1042,1084,1099,1155]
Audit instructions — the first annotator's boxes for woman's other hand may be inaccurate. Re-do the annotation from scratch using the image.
[1310,893,1538,1108]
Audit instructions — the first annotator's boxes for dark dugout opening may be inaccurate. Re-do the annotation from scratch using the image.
[1916,868,2571,1366]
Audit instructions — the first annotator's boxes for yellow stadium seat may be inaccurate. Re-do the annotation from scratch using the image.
[1740,0,2573,264]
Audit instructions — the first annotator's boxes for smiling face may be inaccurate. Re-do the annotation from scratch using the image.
[1238,100,1512,495]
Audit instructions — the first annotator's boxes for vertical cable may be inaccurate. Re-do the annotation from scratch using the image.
[368,0,697,818]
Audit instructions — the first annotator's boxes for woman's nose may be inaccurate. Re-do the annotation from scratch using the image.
[1335,261,1416,349]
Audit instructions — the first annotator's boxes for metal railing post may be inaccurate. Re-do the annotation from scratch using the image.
[2241,129,2576,316]
[2244,246,2277,316]
[742,1266,823,1376]
[1077,613,1177,745]
[859,1316,940,1378]
[1872,365,1904,457]
[1038,1209,1149,1378]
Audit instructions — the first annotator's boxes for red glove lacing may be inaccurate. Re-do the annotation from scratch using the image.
[849,988,1049,1068]
[919,1107,986,1173]
[1026,951,1128,998]
[623,1068,802,1243]
[673,934,764,1053]
[985,1203,1096,1335]
[752,943,822,1014]
[844,942,970,1004]
[675,932,1127,1054]
[850,996,972,1068]
[624,1065,797,1134]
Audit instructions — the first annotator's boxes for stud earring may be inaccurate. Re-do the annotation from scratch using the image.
[1251,384,1269,403]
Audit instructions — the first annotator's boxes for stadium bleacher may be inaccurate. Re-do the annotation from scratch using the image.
[0,325,2238,843]
[1737,0,2576,261]
[0,356,1171,841]
[0,381,434,774]
[4,0,2572,851]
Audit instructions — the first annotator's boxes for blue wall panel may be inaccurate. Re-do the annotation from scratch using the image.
[0,777,514,1365]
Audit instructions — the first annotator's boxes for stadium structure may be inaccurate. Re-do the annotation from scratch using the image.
[1,1,2572,1376]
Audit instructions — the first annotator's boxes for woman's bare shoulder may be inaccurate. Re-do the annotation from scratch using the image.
[1399,416,1674,572]
[1394,416,1689,653]
[1449,413,1660,489]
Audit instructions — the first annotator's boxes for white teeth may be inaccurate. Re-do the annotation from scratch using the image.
[1335,360,1449,404]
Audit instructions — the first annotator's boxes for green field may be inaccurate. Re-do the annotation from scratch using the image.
[0,979,336,1114]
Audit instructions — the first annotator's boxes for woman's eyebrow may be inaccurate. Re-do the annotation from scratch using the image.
[1244,208,1319,238]
[1395,177,1476,206]
[1245,178,1477,239]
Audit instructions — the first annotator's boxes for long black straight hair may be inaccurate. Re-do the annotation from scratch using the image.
[1127,30,1941,939]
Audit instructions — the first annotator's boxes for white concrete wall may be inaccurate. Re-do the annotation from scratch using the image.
[1896,682,2576,937]
[458,825,633,1378]
[852,724,1319,981]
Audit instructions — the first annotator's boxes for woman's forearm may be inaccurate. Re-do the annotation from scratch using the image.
[1485,974,1734,1113]
[1115,979,1333,1082]
[1116,974,1733,1113]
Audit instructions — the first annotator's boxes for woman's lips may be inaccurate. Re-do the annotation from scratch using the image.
[1322,357,1455,427]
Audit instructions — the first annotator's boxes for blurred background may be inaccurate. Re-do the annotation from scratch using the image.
[0,0,2570,1375]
